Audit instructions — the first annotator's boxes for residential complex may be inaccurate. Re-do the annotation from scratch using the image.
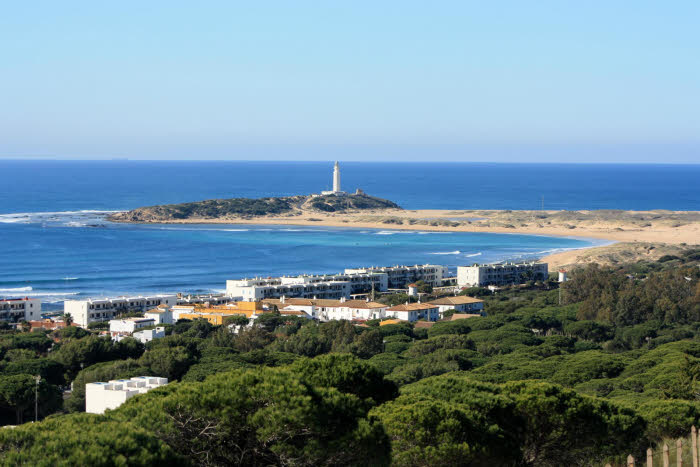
[173,301,267,325]
[344,264,448,289]
[55,262,496,328]
[457,262,548,287]
[226,264,446,301]
[263,297,388,321]
[226,276,354,301]
[64,295,178,327]
[0,297,41,322]
[261,296,468,323]
[85,376,168,414]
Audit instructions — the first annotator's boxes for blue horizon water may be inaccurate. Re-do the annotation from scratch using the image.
[1,161,694,310]
[2,160,700,212]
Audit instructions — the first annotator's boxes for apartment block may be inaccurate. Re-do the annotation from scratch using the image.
[457,262,548,287]
[0,297,41,322]
[65,295,178,327]
[345,264,448,289]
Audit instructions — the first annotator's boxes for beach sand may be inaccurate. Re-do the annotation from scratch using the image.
[120,208,699,269]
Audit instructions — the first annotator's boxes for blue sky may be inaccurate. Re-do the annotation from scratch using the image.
[1,1,698,162]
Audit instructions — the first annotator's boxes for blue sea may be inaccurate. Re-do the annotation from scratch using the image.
[1,160,697,310]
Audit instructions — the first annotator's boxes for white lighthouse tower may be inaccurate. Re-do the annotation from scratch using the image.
[332,161,341,193]
[321,161,346,195]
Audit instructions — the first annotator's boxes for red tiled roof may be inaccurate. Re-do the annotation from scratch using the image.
[428,296,484,306]
[386,303,439,312]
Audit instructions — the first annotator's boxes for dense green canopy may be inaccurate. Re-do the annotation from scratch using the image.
[0,250,697,465]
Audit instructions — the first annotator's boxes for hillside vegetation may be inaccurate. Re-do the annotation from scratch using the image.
[0,250,698,465]
[109,193,401,222]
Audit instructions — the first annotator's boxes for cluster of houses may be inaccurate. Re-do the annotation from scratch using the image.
[0,262,551,342]
[102,292,485,342]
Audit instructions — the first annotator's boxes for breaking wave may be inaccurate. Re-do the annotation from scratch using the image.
[0,210,121,226]
[0,286,33,293]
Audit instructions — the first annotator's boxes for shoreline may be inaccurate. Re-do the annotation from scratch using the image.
[107,208,700,269]
[107,208,699,242]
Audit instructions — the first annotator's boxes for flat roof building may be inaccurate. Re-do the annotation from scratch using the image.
[226,264,446,301]
[0,297,41,322]
[345,264,447,289]
[65,295,178,328]
[457,262,548,288]
[85,376,168,414]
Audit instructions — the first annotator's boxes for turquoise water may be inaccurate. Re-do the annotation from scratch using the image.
[4,160,694,308]
[0,218,600,308]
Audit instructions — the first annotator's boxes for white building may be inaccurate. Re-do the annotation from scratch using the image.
[0,297,41,322]
[345,264,447,289]
[132,327,166,343]
[227,272,387,301]
[109,317,156,334]
[144,306,174,325]
[457,262,548,287]
[227,264,446,302]
[385,303,440,322]
[176,293,233,306]
[427,296,485,316]
[262,297,388,321]
[85,376,168,414]
[319,299,388,321]
[65,295,178,327]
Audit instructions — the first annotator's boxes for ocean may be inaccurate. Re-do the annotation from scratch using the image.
[1,160,697,309]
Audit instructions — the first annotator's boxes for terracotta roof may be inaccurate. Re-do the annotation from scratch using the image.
[283,299,316,306]
[279,310,311,316]
[262,298,313,306]
[428,296,484,306]
[449,313,482,321]
[342,300,387,309]
[407,283,419,287]
[386,303,439,312]
[379,319,402,326]
[264,298,385,309]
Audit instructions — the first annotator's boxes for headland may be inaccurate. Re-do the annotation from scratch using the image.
[107,160,700,269]
[109,200,699,270]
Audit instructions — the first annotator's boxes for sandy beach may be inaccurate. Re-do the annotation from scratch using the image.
[112,208,700,269]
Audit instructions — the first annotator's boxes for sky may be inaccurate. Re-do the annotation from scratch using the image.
[0,1,698,163]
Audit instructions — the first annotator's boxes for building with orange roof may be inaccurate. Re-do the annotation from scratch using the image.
[29,318,69,331]
[263,297,388,321]
[146,301,265,324]
[379,319,402,326]
[385,302,440,322]
[428,295,485,316]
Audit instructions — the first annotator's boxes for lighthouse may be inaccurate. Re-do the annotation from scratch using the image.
[333,161,341,193]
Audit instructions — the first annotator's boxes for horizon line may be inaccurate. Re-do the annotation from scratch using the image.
[1,158,699,165]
